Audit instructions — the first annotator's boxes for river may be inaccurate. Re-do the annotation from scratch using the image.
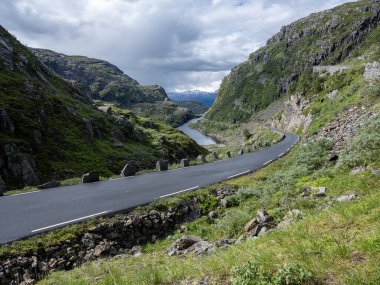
[177,118,216,145]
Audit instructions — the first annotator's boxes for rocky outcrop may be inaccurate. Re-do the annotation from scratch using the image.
[0,200,203,285]
[304,106,376,155]
[271,94,312,133]
[0,144,39,188]
[364,61,380,80]
[206,0,380,123]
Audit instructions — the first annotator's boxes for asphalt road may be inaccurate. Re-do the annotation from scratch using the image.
[0,133,299,244]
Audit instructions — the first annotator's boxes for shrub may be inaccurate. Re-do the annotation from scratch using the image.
[273,263,313,285]
[337,116,380,168]
[232,261,271,285]
[232,262,314,285]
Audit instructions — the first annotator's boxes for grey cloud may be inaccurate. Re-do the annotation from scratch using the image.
[0,0,353,91]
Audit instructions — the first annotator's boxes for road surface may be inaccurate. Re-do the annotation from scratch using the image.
[0,133,299,244]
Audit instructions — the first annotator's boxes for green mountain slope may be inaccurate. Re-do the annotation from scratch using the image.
[206,0,380,123]
[31,48,195,127]
[0,26,204,194]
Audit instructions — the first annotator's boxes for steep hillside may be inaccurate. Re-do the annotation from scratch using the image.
[31,48,195,127]
[0,26,205,194]
[171,100,209,115]
[206,0,380,123]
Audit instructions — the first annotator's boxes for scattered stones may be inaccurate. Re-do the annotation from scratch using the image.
[335,193,357,202]
[156,160,168,171]
[226,151,231,158]
[180,159,190,167]
[82,171,100,183]
[243,210,275,238]
[120,164,136,177]
[197,154,206,163]
[350,166,366,175]
[372,169,380,176]
[277,209,302,229]
[37,181,60,189]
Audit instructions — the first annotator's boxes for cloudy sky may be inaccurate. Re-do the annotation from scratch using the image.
[1,0,352,91]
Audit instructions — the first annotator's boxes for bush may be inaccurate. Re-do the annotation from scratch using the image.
[232,262,313,285]
[338,117,380,168]
[273,264,313,285]
[232,261,271,285]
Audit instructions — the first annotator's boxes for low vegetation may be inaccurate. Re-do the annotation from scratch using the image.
[34,116,380,284]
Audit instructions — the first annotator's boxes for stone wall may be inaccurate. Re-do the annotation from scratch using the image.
[0,185,236,285]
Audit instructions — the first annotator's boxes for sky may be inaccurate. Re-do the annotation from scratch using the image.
[0,0,352,92]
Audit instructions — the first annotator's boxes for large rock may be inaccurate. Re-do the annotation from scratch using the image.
[97,106,112,115]
[156,160,168,171]
[115,116,134,131]
[180,159,190,167]
[37,181,60,189]
[364,61,380,80]
[211,152,218,160]
[120,164,136,177]
[167,235,204,256]
[226,151,231,158]
[82,171,100,183]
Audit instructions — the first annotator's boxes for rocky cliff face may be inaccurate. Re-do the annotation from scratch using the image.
[206,0,380,123]
[0,26,204,194]
[31,48,195,126]
[31,48,167,104]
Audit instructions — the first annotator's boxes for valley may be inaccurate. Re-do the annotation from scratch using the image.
[0,0,379,284]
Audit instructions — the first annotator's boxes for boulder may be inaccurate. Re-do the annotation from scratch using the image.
[97,106,112,115]
[197,154,206,163]
[110,139,123,147]
[180,159,190,167]
[120,164,136,177]
[238,149,244,155]
[211,152,218,160]
[256,209,273,224]
[130,245,143,257]
[82,171,100,183]
[244,218,259,232]
[115,116,133,131]
[186,240,216,256]
[37,181,60,189]
[226,151,231,158]
[312,186,326,197]
[167,235,203,256]
[335,193,357,202]
[156,161,168,171]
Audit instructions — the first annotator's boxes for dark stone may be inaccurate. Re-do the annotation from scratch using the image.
[180,159,190,167]
[156,161,168,171]
[120,164,136,177]
[82,171,100,183]
[226,151,231,158]
[37,181,60,189]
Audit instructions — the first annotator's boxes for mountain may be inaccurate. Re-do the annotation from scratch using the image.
[167,90,217,107]
[0,25,205,194]
[31,48,195,127]
[206,0,380,124]
[171,100,209,115]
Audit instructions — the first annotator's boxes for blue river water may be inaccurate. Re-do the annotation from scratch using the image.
[177,118,216,145]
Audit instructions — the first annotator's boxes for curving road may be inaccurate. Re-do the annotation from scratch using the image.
[0,133,299,244]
